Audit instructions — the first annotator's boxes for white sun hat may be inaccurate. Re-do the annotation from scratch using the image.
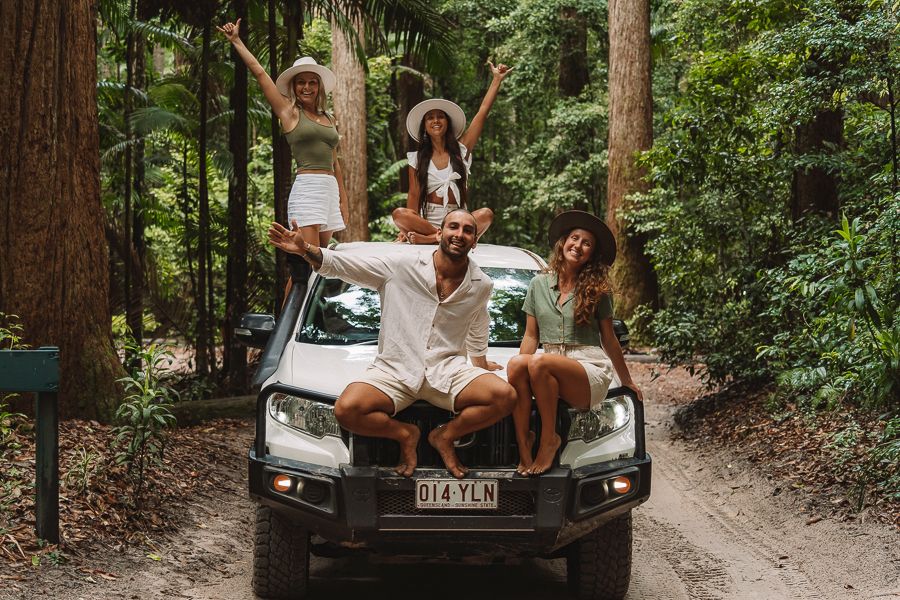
[275,57,336,97]
[406,99,467,142]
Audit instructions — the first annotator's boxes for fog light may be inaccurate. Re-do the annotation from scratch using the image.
[302,481,328,505]
[273,474,292,493]
[611,476,632,495]
[581,481,607,506]
[294,478,306,498]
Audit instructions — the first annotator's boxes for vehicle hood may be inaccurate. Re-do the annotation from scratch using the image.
[283,343,522,397]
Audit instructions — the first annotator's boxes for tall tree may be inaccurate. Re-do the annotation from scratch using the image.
[606,0,658,318]
[392,53,424,193]
[0,0,123,419]
[270,0,302,315]
[331,17,369,241]
[197,21,215,376]
[559,5,589,97]
[224,0,249,393]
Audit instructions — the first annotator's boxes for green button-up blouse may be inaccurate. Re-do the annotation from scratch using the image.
[522,273,613,345]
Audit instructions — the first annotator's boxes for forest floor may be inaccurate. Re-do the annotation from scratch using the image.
[1,360,897,599]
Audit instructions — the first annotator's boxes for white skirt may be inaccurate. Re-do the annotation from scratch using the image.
[543,344,615,409]
[424,201,459,228]
[287,174,345,232]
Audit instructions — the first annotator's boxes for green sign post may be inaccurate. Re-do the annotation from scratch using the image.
[0,347,60,544]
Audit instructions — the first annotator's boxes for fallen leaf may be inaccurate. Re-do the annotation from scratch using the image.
[147,553,162,561]
[805,516,823,525]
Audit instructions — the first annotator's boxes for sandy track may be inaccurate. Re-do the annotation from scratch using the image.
[5,362,898,599]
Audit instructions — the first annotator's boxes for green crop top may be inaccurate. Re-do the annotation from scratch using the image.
[284,111,339,171]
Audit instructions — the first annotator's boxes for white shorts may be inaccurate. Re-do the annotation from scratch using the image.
[356,364,490,415]
[424,202,459,228]
[543,344,615,409]
[287,174,345,232]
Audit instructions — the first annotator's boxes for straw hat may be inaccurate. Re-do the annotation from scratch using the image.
[548,210,617,266]
[406,99,467,142]
[275,57,336,97]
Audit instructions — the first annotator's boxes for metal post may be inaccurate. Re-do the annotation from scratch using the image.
[35,391,59,543]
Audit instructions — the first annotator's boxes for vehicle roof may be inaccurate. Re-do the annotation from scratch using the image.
[330,241,546,270]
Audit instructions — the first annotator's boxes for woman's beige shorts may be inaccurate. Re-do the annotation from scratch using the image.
[543,344,615,409]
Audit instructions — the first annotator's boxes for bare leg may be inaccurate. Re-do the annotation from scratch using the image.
[507,354,536,475]
[392,207,440,243]
[472,207,494,241]
[427,374,516,479]
[526,354,592,475]
[334,382,421,477]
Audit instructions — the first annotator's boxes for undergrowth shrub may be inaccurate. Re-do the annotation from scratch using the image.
[113,339,178,510]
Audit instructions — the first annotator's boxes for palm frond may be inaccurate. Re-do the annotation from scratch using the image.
[132,20,195,53]
[131,106,192,135]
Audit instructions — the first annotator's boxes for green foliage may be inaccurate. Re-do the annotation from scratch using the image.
[759,210,899,409]
[634,0,899,412]
[0,313,28,451]
[112,340,178,508]
[63,447,104,497]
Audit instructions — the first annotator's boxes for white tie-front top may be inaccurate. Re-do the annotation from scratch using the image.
[407,143,473,207]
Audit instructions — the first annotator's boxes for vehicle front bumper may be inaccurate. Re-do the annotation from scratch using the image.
[248,449,651,556]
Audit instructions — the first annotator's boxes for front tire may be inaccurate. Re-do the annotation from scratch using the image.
[567,511,632,600]
[252,506,310,599]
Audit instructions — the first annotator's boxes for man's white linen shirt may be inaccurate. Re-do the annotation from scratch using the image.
[317,247,492,393]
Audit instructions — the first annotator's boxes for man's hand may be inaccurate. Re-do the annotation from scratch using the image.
[471,355,503,371]
[268,221,307,255]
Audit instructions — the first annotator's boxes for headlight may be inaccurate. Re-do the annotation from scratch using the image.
[568,396,631,443]
[268,392,342,438]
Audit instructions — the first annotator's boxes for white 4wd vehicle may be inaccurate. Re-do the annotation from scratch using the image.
[237,242,651,600]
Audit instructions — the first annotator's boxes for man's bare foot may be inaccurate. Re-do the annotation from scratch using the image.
[527,433,561,476]
[516,431,536,475]
[428,425,468,479]
[395,423,420,477]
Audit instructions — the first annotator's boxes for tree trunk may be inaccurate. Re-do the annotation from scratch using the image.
[393,53,424,193]
[129,11,148,348]
[331,17,369,241]
[196,23,212,376]
[606,0,658,318]
[270,0,301,315]
[225,0,249,394]
[791,110,842,221]
[123,0,135,357]
[559,6,589,97]
[0,0,123,419]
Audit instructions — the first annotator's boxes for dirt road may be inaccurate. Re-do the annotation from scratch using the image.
[6,362,898,600]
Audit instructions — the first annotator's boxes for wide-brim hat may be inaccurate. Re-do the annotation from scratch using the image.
[275,57,336,97]
[548,210,617,266]
[406,99,467,142]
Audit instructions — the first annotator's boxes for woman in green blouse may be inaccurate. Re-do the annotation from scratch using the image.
[509,211,642,476]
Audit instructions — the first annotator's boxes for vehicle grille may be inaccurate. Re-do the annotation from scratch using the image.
[377,490,535,517]
[349,402,569,469]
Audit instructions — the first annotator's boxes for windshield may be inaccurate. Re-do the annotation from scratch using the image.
[298,266,539,346]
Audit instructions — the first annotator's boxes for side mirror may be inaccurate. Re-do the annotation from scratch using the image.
[612,319,630,350]
[235,313,276,349]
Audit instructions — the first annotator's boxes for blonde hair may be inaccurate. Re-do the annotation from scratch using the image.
[547,233,612,326]
[288,72,328,115]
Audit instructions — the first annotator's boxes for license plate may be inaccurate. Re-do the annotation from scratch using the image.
[415,479,498,509]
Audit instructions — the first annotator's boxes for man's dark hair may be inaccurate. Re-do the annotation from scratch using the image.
[440,208,478,235]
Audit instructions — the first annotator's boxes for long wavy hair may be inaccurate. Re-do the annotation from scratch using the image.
[547,231,612,326]
[288,72,328,115]
[414,111,468,219]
